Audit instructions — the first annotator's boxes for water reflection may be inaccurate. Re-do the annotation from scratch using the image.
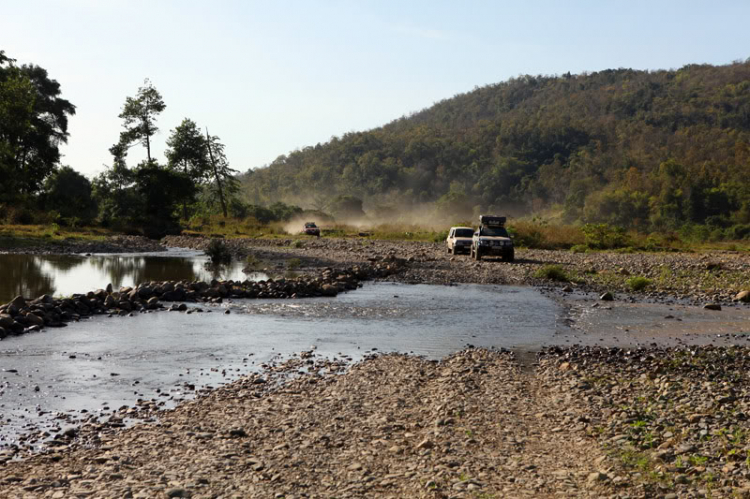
[0,254,57,300]
[0,250,257,302]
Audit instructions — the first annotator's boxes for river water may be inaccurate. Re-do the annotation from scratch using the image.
[0,249,259,303]
[0,281,562,450]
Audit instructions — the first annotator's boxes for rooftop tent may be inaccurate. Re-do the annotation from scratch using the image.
[479,215,506,227]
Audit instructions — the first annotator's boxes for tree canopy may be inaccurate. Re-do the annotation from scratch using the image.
[0,50,75,201]
[116,79,165,162]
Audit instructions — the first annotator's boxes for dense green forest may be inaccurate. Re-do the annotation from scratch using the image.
[242,60,750,236]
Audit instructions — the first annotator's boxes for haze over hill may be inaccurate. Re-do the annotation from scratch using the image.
[242,60,750,234]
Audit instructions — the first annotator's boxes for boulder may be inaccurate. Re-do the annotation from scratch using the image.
[599,291,614,301]
[735,290,750,303]
[0,314,13,329]
[25,313,45,327]
[703,303,722,311]
[9,295,26,310]
[161,289,185,301]
[146,296,160,309]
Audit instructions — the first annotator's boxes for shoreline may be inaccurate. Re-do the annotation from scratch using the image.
[3,346,750,497]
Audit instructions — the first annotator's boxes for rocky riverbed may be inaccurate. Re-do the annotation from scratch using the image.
[3,347,750,498]
[2,235,750,497]
[162,235,750,306]
[0,261,402,340]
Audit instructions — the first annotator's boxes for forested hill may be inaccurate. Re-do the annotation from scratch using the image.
[242,60,750,230]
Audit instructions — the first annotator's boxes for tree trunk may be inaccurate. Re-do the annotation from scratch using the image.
[206,128,228,218]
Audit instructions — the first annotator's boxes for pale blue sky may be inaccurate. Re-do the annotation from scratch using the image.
[2,0,749,178]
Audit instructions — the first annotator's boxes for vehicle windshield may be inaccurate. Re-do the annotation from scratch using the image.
[455,229,474,238]
[480,227,509,237]
[305,223,317,228]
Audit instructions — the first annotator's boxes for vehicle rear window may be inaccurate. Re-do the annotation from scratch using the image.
[455,229,474,237]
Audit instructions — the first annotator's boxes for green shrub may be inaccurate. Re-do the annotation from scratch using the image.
[205,239,232,264]
[290,239,305,248]
[534,264,571,282]
[627,276,652,291]
[570,244,588,253]
[582,223,629,249]
[287,258,302,270]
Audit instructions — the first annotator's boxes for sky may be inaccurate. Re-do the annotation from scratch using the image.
[2,0,750,179]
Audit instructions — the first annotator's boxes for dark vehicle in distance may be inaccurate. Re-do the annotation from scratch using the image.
[302,222,320,237]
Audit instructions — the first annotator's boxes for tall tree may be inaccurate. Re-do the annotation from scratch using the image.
[0,50,76,200]
[165,119,210,219]
[205,129,239,218]
[116,79,165,161]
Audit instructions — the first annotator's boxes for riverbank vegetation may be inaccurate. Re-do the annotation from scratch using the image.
[2,49,750,252]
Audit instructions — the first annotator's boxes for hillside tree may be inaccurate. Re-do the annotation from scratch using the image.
[116,78,165,161]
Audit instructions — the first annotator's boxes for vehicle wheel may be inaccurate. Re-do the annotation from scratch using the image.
[505,252,515,263]
[474,248,482,261]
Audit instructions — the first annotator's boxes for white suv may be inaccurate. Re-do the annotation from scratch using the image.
[446,226,475,254]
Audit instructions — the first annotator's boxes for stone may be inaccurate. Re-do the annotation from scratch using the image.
[25,313,45,327]
[9,295,26,310]
[735,290,750,303]
[599,292,614,301]
[703,303,721,311]
[166,488,190,498]
[0,314,13,328]
[416,439,434,450]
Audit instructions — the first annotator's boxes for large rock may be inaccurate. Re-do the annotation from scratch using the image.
[161,289,186,301]
[9,295,26,310]
[0,314,13,328]
[599,291,614,301]
[735,290,750,303]
[25,313,45,327]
